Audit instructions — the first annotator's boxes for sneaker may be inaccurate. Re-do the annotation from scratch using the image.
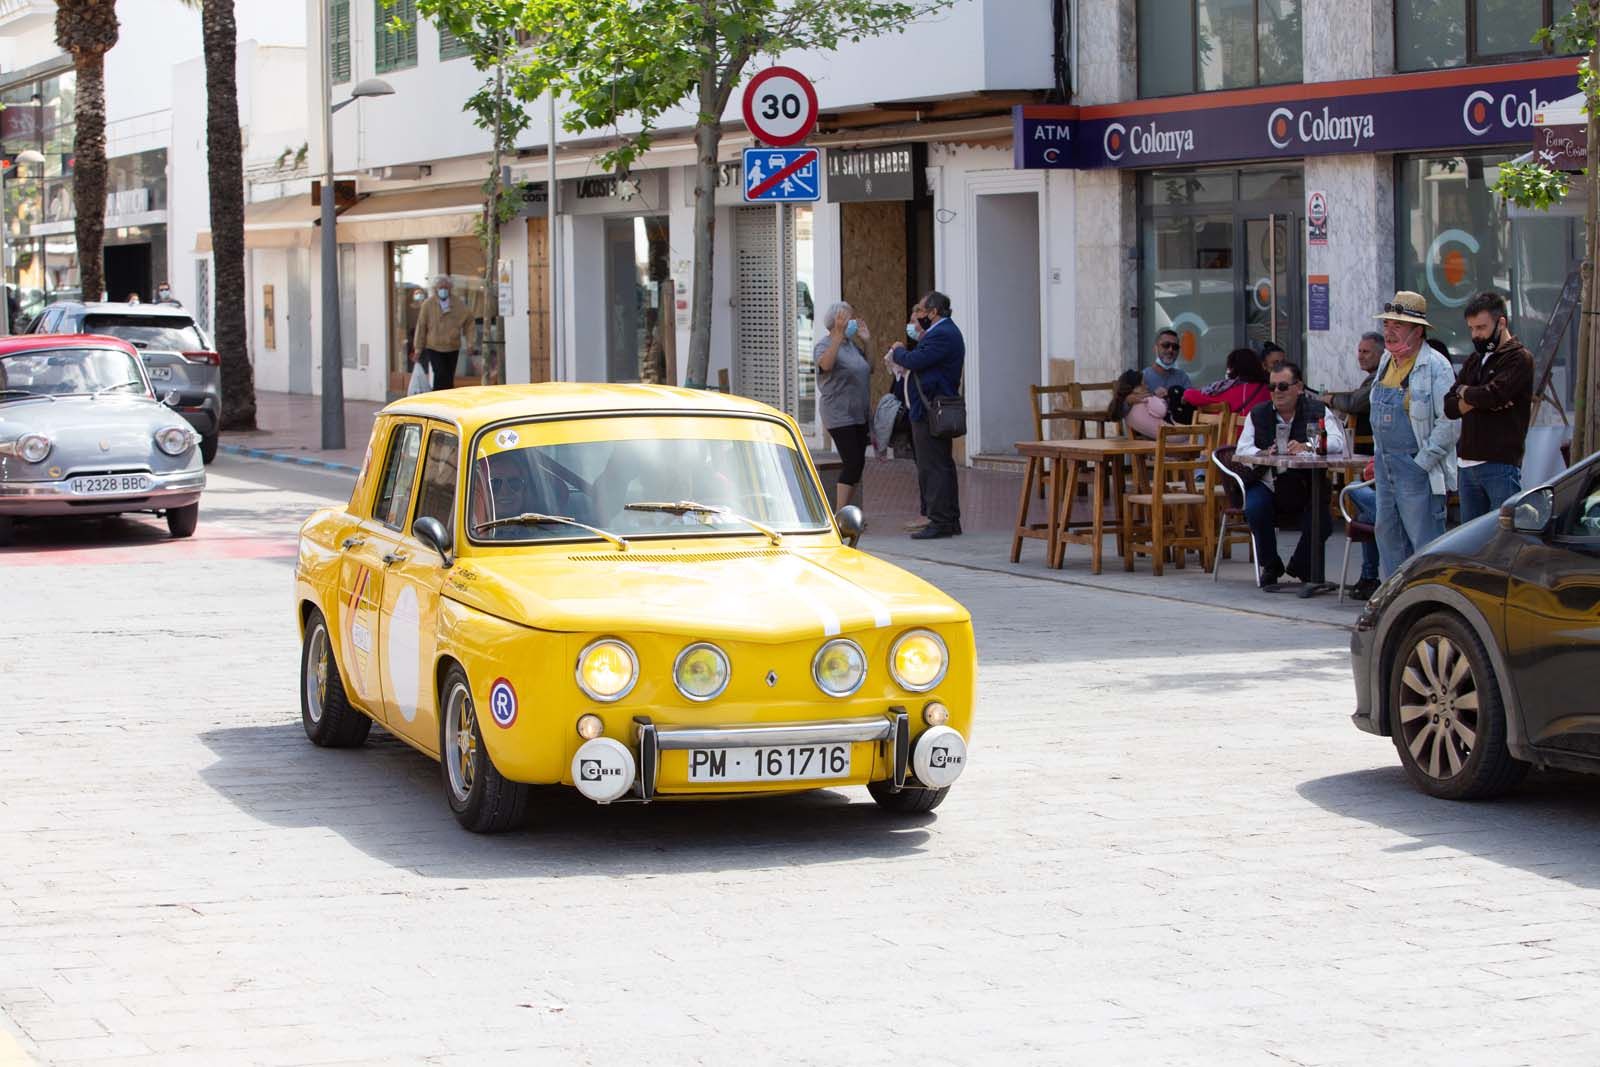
[1259,558,1285,588]
[1347,577,1380,601]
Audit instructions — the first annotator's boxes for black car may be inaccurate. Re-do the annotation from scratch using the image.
[1351,450,1600,799]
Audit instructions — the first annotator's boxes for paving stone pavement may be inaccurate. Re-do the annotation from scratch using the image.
[4,457,1600,1066]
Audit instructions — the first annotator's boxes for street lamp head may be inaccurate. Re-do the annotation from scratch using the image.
[15,150,45,165]
[350,78,395,100]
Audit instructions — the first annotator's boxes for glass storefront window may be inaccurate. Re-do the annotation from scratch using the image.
[793,205,816,434]
[445,234,488,380]
[1138,0,1301,97]
[388,239,431,392]
[3,70,78,326]
[1396,152,1578,406]
[602,215,671,383]
[1396,0,1556,71]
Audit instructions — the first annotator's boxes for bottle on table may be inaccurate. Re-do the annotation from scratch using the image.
[1315,416,1328,456]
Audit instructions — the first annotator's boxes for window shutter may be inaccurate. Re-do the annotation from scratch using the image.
[375,0,418,74]
[330,0,351,84]
[439,24,471,60]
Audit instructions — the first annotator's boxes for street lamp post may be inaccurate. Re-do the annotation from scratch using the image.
[1,149,47,337]
[319,0,393,449]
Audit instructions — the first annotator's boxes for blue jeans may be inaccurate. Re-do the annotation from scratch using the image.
[1244,479,1331,582]
[1375,452,1446,579]
[1347,484,1379,582]
[1458,462,1521,524]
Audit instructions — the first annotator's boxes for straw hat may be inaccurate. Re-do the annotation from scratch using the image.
[1375,290,1433,329]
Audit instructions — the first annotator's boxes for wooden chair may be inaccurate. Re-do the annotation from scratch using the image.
[1031,380,1121,498]
[1209,444,1258,582]
[1123,423,1219,575]
[1192,401,1237,446]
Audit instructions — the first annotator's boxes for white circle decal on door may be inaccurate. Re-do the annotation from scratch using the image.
[387,584,422,722]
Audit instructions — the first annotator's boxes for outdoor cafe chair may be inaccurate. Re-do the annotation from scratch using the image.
[1337,477,1377,605]
[1210,444,1258,584]
[1123,422,1219,575]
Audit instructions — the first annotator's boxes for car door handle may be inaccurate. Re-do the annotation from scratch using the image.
[382,550,408,566]
[341,536,366,550]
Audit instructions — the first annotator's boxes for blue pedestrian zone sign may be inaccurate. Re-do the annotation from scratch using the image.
[743,147,820,203]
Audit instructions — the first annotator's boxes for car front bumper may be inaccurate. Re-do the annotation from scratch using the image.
[1350,625,1381,735]
[0,468,205,517]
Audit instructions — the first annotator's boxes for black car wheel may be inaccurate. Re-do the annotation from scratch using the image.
[0,516,13,547]
[166,503,199,538]
[300,608,372,747]
[1389,612,1528,800]
[439,663,529,833]
[200,435,218,464]
[867,780,949,813]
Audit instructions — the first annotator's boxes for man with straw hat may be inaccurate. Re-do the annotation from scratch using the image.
[1371,290,1460,578]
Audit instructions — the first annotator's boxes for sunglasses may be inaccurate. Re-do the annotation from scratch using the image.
[1157,341,1180,352]
[1270,382,1300,392]
[490,476,525,492]
[1381,303,1423,317]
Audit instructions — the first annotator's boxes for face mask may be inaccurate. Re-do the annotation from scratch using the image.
[157,289,170,300]
[844,319,859,340]
[915,314,933,331]
[1156,354,1177,370]
[1472,322,1503,357]
[906,323,921,342]
[437,288,450,300]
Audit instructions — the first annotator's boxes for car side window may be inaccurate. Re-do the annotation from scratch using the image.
[371,423,423,530]
[1564,475,1600,539]
[413,429,459,530]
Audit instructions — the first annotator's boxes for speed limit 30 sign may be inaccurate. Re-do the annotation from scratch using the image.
[742,66,819,147]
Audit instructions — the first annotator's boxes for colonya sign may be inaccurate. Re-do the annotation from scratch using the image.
[1013,58,1578,170]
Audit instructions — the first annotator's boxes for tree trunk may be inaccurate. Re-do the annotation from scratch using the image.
[203,0,256,430]
[71,49,108,303]
[482,30,505,385]
[685,4,721,390]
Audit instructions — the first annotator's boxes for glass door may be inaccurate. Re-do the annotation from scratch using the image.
[1242,210,1298,357]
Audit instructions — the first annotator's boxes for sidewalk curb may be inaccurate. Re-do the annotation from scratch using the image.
[219,442,360,475]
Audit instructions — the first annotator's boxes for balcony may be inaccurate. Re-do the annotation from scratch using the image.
[0,0,54,31]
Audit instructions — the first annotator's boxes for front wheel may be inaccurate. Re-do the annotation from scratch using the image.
[1390,611,1528,800]
[0,515,13,547]
[200,435,218,464]
[300,608,371,747]
[166,502,199,538]
[867,780,949,814]
[439,664,530,833]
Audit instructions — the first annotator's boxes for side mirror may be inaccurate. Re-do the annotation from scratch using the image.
[412,515,454,567]
[1500,486,1554,535]
[835,504,864,548]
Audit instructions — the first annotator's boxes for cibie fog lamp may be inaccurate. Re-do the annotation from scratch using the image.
[576,638,638,702]
[812,639,866,698]
[890,630,947,693]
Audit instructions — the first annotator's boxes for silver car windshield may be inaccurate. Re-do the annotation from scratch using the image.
[468,416,830,544]
[0,347,149,398]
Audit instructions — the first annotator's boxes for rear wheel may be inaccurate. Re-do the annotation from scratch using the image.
[200,435,218,464]
[439,664,529,833]
[867,780,949,814]
[300,608,372,747]
[166,503,199,538]
[1390,611,1528,800]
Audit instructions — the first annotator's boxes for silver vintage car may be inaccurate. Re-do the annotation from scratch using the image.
[0,335,205,546]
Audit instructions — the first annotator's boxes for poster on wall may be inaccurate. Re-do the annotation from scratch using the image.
[1308,275,1330,332]
[1307,191,1329,246]
[497,259,514,315]
[262,284,276,349]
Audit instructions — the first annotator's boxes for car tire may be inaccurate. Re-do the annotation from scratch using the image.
[438,663,529,833]
[166,503,199,538]
[200,435,218,464]
[1389,611,1529,800]
[0,516,13,547]
[300,608,372,748]
[867,780,949,814]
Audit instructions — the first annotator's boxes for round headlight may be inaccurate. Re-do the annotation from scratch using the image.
[576,638,637,702]
[890,630,948,693]
[673,642,730,702]
[812,638,867,698]
[155,426,194,456]
[17,433,51,464]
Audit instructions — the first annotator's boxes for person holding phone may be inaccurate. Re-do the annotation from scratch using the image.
[815,301,873,510]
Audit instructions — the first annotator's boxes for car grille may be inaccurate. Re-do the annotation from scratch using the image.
[567,549,789,564]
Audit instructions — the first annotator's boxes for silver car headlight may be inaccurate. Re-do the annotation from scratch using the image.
[17,433,52,464]
[673,642,730,702]
[155,426,195,456]
[889,629,948,693]
[813,638,867,697]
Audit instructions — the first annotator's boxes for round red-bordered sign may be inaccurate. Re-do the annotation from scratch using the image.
[742,66,819,147]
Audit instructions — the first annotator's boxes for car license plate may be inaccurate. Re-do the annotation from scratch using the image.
[71,474,150,495]
[147,366,173,380]
[686,744,851,783]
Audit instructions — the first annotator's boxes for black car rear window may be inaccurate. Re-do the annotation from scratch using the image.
[83,316,206,352]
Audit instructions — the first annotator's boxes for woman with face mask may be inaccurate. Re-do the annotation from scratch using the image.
[412,275,474,391]
[815,300,873,510]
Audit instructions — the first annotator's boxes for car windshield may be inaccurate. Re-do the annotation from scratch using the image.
[0,347,149,398]
[468,415,830,543]
[82,315,206,352]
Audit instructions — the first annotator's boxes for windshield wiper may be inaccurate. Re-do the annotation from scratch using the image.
[0,389,53,403]
[473,512,628,551]
[93,381,144,397]
[624,500,783,546]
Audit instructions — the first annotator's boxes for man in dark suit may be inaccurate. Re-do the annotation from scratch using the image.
[891,290,964,539]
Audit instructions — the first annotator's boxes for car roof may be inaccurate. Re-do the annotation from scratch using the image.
[383,383,787,430]
[47,301,196,321]
[0,333,141,357]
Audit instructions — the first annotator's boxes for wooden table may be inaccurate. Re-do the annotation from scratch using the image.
[1236,451,1373,597]
[1013,438,1159,574]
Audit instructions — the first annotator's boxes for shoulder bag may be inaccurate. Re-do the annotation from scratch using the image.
[912,370,967,440]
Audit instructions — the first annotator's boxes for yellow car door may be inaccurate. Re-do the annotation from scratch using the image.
[375,424,460,753]
[335,532,392,719]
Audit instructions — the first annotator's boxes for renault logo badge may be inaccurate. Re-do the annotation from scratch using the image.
[765,670,778,688]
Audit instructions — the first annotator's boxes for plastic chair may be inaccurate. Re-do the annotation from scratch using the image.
[1210,445,1258,584]
[1337,477,1377,604]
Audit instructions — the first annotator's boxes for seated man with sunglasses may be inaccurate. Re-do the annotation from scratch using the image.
[1143,328,1193,399]
[1236,361,1346,589]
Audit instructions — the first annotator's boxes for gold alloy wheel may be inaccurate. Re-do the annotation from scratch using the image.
[304,623,330,725]
[444,681,480,803]
[1397,634,1481,780]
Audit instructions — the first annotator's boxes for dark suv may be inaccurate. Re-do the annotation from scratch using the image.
[32,301,222,463]
[1351,450,1600,799]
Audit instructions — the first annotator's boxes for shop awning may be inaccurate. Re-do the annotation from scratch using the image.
[334,184,483,243]
[194,193,322,252]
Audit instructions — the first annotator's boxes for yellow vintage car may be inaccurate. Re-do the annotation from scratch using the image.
[294,384,973,832]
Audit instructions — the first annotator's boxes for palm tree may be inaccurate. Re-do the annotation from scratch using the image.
[199,0,256,429]
[54,0,118,304]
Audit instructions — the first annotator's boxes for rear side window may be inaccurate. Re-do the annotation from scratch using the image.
[82,315,206,352]
[372,423,423,530]
[414,429,459,530]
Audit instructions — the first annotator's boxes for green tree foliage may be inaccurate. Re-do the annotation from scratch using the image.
[1491,8,1596,208]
